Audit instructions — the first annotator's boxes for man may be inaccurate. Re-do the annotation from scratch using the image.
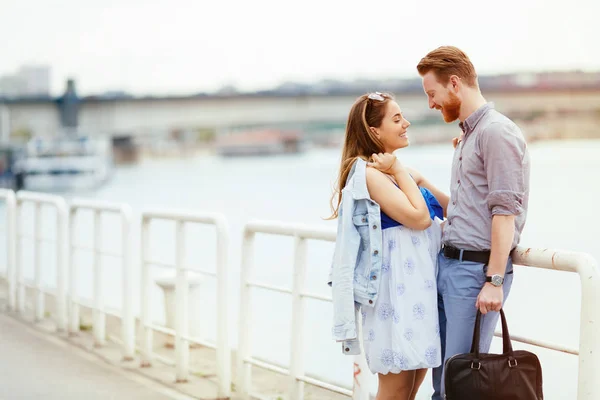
[416,46,531,400]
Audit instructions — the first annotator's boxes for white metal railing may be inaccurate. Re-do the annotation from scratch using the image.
[15,191,69,331]
[236,220,372,400]
[0,189,17,310]
[69,198,135,360]
[139,209,231,398]
[237,220,600,400]
[510,247,600,400]
[1,191,599,400]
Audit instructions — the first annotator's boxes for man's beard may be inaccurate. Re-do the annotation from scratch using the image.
[441,91,461,123]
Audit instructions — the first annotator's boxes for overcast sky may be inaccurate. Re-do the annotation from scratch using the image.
[1,0,597,96]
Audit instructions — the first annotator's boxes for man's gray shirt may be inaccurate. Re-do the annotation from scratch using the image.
[443,102,531,251]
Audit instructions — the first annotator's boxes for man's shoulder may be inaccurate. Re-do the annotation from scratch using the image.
[484,109,520,129]
[480,110,524,140]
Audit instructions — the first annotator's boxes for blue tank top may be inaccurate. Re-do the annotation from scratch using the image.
[381,186,444,229]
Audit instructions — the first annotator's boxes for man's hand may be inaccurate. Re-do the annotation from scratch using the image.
[475,283,503,314]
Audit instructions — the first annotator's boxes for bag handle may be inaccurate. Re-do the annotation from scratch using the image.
[470,308,514,358]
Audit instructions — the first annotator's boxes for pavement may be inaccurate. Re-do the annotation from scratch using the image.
[0,312,196,400]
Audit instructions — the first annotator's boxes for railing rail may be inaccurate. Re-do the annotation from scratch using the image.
[510,247,600,400]
[15,191,68,331]
[1,190,598,399]
[237,220,600,400]
[139,208,231,398]
[237,220,372,400]
[69,198,135,360]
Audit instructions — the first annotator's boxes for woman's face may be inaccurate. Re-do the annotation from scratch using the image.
[371,100,411,153]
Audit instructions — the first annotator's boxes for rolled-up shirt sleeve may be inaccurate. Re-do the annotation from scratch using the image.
[481,122,527,216]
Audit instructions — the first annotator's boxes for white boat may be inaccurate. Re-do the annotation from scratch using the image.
[14,135,113,191]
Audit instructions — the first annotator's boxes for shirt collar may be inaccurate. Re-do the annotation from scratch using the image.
[459,102,494,135]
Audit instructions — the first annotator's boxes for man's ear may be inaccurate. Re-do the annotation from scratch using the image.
[449,75,461,92]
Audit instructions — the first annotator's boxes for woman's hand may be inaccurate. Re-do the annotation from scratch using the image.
[368,153,402,174]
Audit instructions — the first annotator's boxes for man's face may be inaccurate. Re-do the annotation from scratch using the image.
[422,71,461,123]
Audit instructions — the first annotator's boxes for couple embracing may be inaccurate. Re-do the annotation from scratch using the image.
[329,46,530,400]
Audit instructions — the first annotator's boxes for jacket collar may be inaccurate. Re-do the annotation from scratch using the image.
[347,158,370,200]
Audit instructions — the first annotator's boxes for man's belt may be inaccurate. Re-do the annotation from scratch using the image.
[442,244,490,264]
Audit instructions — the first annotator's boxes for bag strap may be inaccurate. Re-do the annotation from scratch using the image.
[470,309,514,357]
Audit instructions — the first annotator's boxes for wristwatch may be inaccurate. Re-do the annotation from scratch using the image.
[486,274,504,287]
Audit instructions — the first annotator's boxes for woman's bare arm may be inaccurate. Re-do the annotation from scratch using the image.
[366,155,431,230]
[406,167,450,218]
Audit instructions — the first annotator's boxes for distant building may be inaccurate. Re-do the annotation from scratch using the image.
[0,75,25,97]
[0,65,51,97]
[18,65,51,96]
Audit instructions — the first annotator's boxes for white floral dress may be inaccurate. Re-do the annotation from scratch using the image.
[361,216,443,374]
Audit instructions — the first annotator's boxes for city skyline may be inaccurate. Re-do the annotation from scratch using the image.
[1,0,597,96]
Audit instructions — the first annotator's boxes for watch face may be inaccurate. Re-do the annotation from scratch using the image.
[492,275,503,286]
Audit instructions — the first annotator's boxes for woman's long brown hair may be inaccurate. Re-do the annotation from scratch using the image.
[327,93,393,219]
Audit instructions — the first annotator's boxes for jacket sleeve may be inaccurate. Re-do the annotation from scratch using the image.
[331,189,361,342]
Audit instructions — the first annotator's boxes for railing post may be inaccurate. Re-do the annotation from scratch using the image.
[92,210,105,346]
[69,208,80,335]
[575,253,600,400]
[55,199,68,332]
[140,217,153,367]
[121,205,135,360]
[0,190,17,311]
[175,220,189,382]
[215,217,231,398]
[34,202,44,322]
[237,229,255,399]
[289,235,307,400]
[15,200,24,313]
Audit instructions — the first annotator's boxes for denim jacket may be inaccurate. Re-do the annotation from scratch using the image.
[328,157,443,355]
[328,157,383,355]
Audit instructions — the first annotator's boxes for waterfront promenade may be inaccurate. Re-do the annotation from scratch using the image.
[0,311,193,400]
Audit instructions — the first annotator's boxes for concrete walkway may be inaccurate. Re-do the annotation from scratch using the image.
[0,313,194,400]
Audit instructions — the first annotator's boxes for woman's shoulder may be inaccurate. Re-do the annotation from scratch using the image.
[365,166,384,186]
[365,167,400,199]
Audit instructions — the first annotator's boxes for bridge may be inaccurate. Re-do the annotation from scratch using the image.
[2,89,600,142]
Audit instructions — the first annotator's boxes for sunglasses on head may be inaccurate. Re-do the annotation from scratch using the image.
[367,92,390,101]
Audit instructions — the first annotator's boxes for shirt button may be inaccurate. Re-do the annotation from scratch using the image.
[372,225,377,230]
[368,300,373,304]
[457,180,461,184]
[453,201,456,205]
[448,221,452,225]
[371,275,377,280]
[362,217,366,222]
[345,347,350,352]
[459,156,463,161]
[373,250,379,255]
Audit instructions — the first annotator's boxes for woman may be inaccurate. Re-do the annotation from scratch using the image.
[329,92,449,400]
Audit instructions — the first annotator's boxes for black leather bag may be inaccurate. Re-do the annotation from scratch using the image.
[444,309,543,400]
